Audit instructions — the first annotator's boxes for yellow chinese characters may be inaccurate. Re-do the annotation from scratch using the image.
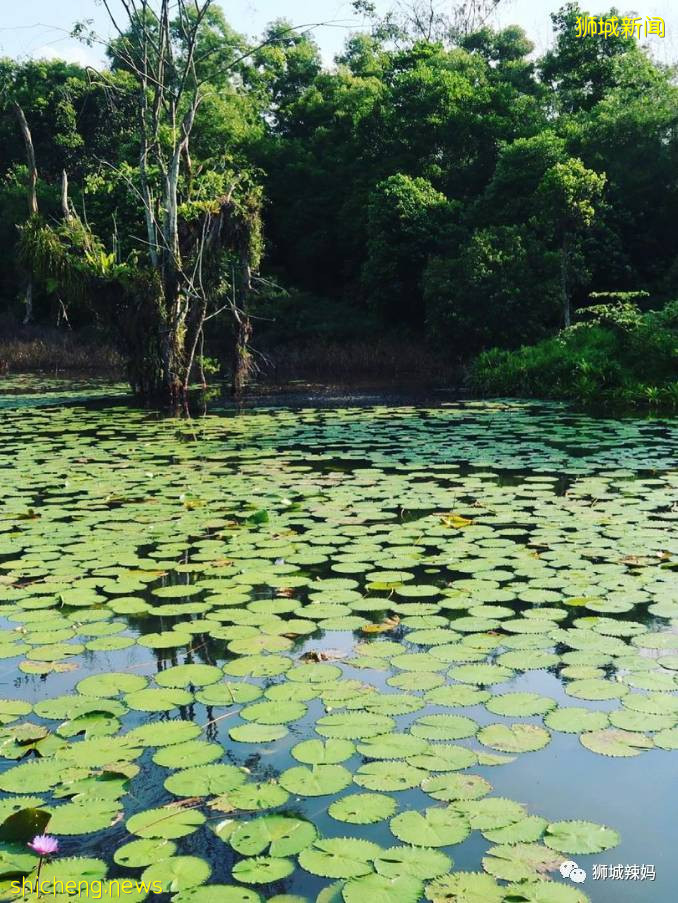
[645,16,665,37]
[575,15,665,39]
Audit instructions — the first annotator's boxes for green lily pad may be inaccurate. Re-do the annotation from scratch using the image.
[291,739,355,765]
[75,673,148,697]
[164,764,248,796]
[564,679,627,701]
[279,765,353,796]
[422,773,492,802]
[329,793,397,824]
[357,733,428,759]
[477,723,550,753]
[141,855,211,892]
[299,837,382,878]
[220,782,290,811]
[425,872,504,903]
[543,707,609,734]
[353,761,427,791]
[389,807,470,846]
[231,856,294,884]
[482,842,561,882]
[410,714,478,741]
[544,820,620,854]
[483,815,548,845]
[124,688,192,712]
[375,845,451,879]
[229,815,316,856]
[316,713,394,740]
[580,728,653,757]
[342,872,423,903]
[453,797,527,830]
[114,839,177,867]
[152,740,223,769]
[126,806,206,839]
[172,887,260,903]
[485,693,556,717]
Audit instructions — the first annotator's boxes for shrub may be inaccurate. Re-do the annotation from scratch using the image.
[424,225,560,350]
[469,300,677,407]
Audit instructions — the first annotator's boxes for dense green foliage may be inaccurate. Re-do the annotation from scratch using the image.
[470,300,678,406]
[0,1,677,393]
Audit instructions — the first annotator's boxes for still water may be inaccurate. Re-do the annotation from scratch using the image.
[0,377,675,902]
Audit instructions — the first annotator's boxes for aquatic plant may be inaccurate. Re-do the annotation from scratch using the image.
[0,389,675,901]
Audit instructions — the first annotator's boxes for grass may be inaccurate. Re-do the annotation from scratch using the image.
[0,322,123,376]
[258,337,461,385]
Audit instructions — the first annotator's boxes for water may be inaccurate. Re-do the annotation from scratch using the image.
[0,377,675,902]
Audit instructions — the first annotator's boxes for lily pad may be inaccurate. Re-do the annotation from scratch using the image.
[141,855,211,892]
[425,872,504,903]
[299,837,381,878]
[580,728,653,757]
[544,820,620,854]
[342,872,423,903]
[329,793,397,824]
[279,765,353,796]
[482,842,561,882]
[389,807,470,846]
[232,856,295,884]
[477,723,550,753]
[543,707,609,734]
[485,693,556,717]
[291,739,355,765]
[126,806,206,839]
[229,815,317,856]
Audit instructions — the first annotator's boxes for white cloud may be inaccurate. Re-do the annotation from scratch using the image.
[32,41,101,68]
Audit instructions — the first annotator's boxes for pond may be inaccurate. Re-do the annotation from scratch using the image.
[0,378,676,903]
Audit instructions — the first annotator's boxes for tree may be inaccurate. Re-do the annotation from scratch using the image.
[0,59,124,323]
[424,224,559,348]
[353,0,503,47]
[363,173,458,324]
[101,0,263,398]
[540,3,636,114]
[538,157,606,327]
[248,19,321,131]
[12,103,38,324]
[567,51,678,295]
[478,132,566,225]
[19,1,263,400]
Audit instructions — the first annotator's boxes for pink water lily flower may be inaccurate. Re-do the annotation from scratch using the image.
[28,835,59,857]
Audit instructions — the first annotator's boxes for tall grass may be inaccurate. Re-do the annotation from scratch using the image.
[0,322,122,375]
[259,337,461,384]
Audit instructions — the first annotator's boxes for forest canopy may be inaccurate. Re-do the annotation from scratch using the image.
[0,1,676,399]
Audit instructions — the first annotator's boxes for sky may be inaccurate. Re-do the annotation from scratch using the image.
[0,0,676,67]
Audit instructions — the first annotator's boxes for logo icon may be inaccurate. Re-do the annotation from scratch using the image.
[560,860,587,883]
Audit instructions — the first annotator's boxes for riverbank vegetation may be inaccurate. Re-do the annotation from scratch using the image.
[470,298,678,407]
[0,1,677,403]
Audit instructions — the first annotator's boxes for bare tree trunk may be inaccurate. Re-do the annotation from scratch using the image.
[94,0,263,404]
[14,103,38,217]
[160,319,183,404]
[183,301,207,392]
[60,170,72,221]
[197,329,206,387]
[232,256,253,399]
[232,313,253,400]
[560,235,571,329]
[23,279,33,327]
[14,102,38,325]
